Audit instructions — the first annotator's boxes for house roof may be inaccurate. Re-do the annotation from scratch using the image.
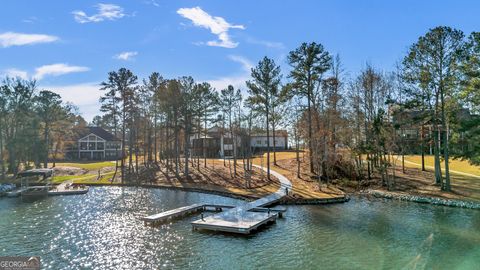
[75,126,120,141]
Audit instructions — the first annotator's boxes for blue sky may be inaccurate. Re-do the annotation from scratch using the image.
[1,0,479,121]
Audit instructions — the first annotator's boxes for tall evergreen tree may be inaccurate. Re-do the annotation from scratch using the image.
[100,68,138,183]
[288,42,332,174]
[246,57,282,180]
[219,85,242,176]
[402,26,465,191]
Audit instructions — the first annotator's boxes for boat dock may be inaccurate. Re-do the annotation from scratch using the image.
[143,203,206,225]
[142,202,286,226]
[5,181,89,198]
[48,180,89,196]
[191,165,291,234]
[6,188,26,197]
[143,164,292,234]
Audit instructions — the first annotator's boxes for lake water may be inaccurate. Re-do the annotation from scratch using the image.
[0,187,479,269]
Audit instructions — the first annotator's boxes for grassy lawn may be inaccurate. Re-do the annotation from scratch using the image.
[49,161,115,171]
[404,155,480,176]
[253,151,480,201]
[387,155,480,201]
[51,171,115,184]
[74,171,115,184]
[51,174,96,184]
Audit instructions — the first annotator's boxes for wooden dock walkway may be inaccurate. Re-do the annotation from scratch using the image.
[142,164,292,234]
[143,203,205,225]
[191,164,292,234]
[143,203,287,226]
[142,203,238,225]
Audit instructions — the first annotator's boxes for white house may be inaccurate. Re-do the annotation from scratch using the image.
[250,130,288,150]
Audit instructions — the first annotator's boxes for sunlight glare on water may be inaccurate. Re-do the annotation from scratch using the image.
[0,187,479,269]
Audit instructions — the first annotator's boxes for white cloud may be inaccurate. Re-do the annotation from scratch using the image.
[0,32,59,48]
[22,16,38,24]
[144,0,160,7]
[2,68,28,80]
[2,64,89,81]
[228,55,253,72]
[73,3,125,23]
[206,55,252,91]
[246,37,285,49]
[114,51,138,61]
[34,63,90,80]
[41,83,102,122]
[177,6,245,48]
[207,75,249,93]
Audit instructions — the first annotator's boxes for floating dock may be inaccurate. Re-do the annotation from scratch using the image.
[191,165,291,234]
[142,164,292,234]
[5,181,89,198]
[191,207,279,234]
[142,202,286,229]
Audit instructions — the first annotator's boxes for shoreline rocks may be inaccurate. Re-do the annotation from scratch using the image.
[362,190,480,210]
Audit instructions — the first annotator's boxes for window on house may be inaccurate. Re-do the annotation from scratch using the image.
[88,135,96,140]
[256,140,262,145]
[80,142,88,150]
[88,142,95,150]
[97,142,104,150]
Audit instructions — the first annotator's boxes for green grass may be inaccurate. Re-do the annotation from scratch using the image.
[50,161,115,171]
[404,155,480,176]
[51,171,116,184]
[73,171,116,184]
[403,155,480,201]
[1,162,116,185]
[50,174,96,184]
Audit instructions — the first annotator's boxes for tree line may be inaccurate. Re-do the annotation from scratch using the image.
[2,25,480,194]
[0,78,80,177]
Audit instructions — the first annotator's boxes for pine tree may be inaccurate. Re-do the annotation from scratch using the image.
[288,42,332,175]
[246,57,282,180]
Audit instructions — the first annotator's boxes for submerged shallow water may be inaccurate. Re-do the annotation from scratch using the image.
[0,187,479,269]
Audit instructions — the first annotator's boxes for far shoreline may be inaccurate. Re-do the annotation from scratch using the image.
[84,183,480,209]
[82,182,351,205]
